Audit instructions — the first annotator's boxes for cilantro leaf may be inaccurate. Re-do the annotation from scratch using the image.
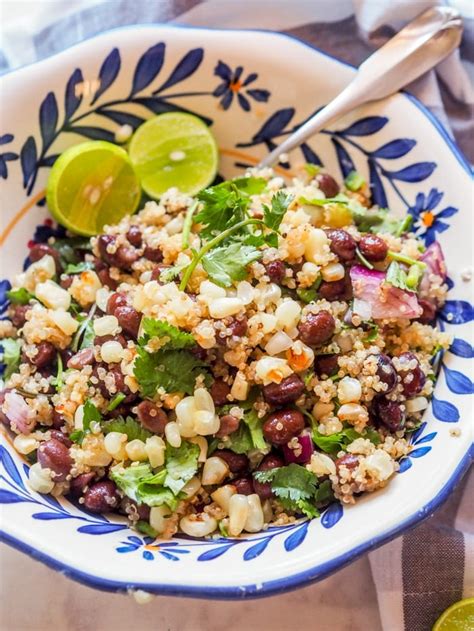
[385,261,424,293]
[164,441,200,495]
[243,408,267,451]
[350,201,387,232]
[195,177,267,238]
[312,425,380,455]
[6,287,34,305]
[110,463,152,502]
[226,423,253,454]
[136,520,158,538]
[64,261,94,274]
[263,191,293,231]
[279,496,320,519]
[138,475,178,510]
[159,262,189,284]
[299,195,349,207]
[140,318,195,350]
[364,324,379,342]
[304,163,321,177]
[202,243,262,287]
[102,416,152,442]
[0,338,21,379]
[134,347,210,397]
[83,400,101,431]
[110,462,180,511]
[52,237,92,268]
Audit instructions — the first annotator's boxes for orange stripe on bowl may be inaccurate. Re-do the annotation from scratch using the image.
[0,189,46,247]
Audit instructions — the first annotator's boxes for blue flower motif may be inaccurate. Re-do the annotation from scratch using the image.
[213,61,270,111]
[0,134,19,180]
[116,535,190,561]
[408,188,458,245]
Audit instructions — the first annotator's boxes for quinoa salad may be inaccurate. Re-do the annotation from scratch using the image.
[0,165,451,539]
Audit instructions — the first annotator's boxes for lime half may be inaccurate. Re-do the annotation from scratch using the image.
[128,112,218,199]
[433,598,474,631]
[46,141,141,236]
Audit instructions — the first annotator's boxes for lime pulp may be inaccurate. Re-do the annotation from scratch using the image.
[432,598,474,631]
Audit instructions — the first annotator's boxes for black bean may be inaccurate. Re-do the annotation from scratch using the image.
[263,409,305,445]
[316,173,340,198]
[326,229,356,261]
[314,354,339,377]
[31,342,56,369]
[143,246,164,263]
[263,374,305,406]
[10,305,30,328]
[233,477,254,495]
[126,226,142,248]
[29,243,62,272]
[375,354,397,393]
[318,275,353,301]
[417,299,437,324]
[37,438,72,481]
[106,292,128,315]
[213,450,249,475]
[67,347,95,370]
[210,379,231,407]
[374,397,405,432]
[216,415,240,438]
[397,352,426,397]
[136,401,168,434]
[69,472,96,497]
[83,480,119,513]
[298,310,335,346]
[335,453,359,470]
[265,260,286,284]
[358,234,388,262]
[114,305,141,339]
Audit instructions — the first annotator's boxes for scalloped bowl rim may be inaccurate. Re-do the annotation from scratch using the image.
[0,23,472,599]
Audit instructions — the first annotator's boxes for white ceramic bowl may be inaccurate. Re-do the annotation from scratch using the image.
[0,25,472,599]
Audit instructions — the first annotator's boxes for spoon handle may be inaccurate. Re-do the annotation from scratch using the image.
[259,6,462,168]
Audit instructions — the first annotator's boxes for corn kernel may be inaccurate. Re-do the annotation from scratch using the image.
[209,297,244,319]
[145,436,166,468]
[36,280,71,311]
[13,434,38,455]
[321,262,345,282]
[180,513,217,537]
[255,356,293,385]
[28,462,54,494]
[104,431,128,460]
[304,227,329,264]
[165,421,182,448]
[126,439,148,462]
[202,456,229,485]
[228,494,249,536]
[100,340,124,363]
[337,377,362,404]
[275,299,301,330]
[94,315,119,337]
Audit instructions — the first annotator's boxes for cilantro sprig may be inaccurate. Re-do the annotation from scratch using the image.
[134,318,210,397]
[253,463,333,518]
[0,338,21,379]
[70,400,102,444]
[312,425,380,455]
[6,287,34,305]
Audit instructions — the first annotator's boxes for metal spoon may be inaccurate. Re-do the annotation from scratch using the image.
[259,6,463,168]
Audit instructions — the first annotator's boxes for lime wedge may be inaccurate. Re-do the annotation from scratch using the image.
[46,141,141,236]
[433,598,474,631]
[128,112,218,199]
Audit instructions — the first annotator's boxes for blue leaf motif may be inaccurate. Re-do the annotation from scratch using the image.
[98,110,145,129]
[440,301,473,325]
[77,523,127,535]
[301,142,323,166]
[32,512,69,520]
[116,545,138,553]
[64,68,84,120]
[0,489,27,504]
[39,92,58,150]
[134,97,213,126]
[20,136,37,188]
[339,116,388,136]
[370,138,416,159]
[432,396,460,422]
[398,457,412,473]
[246,89,270,102]
[450,338,473,358]
[411,422,427,443]
[409,446,432,458]
[142,550,154,561]
[22,463,30,477]
[0,445,25,489]
[332,138,355,178]
[130,43,165,96]
[369,159,388,207]
[414,432,437,445]
[284,522,309,550]
[40,493,63,509]
[155,48,204,93]
[92,48,121,105]
[243,538,271,561]
[159,551,180,561]
[385,162,436,183]
[245,108,295,145]
[67,126,116,142]
[443,365,473,395]
[197,544,234,561]
[0,134,14,145]
[39,154,60,168]
[127,536,143,546]
[321,503,344,529]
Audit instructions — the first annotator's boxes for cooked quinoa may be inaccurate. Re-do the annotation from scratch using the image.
[0,165,451,538]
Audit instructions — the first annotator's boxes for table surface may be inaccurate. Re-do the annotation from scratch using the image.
[0,544,382,630]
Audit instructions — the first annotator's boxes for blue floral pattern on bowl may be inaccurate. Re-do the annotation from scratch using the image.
[0,26,472,597]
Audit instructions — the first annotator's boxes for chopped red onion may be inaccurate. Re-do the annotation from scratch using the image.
[420,242,447,281]
[350,265,422,320]
[283,431,314,464]
[3,391,34,434]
